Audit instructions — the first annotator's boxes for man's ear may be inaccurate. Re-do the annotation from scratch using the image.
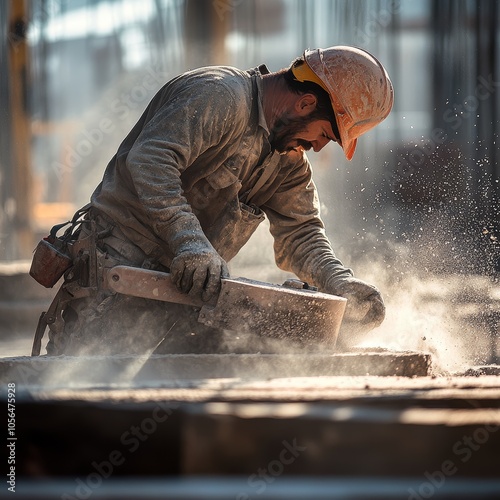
[295,93,317,116]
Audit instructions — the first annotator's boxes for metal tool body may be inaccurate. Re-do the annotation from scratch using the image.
[105,265,346,346]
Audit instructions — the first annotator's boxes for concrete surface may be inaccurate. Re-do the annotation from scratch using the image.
[0,351,433,386]
[5,375,500,481]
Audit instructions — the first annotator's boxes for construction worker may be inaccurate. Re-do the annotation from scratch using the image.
[32,45,394,356]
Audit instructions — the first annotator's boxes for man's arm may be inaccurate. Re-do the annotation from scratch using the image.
[263,154,385,333]
[122,76,241,301]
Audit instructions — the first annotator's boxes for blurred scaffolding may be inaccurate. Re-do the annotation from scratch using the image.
[0,0,499,276]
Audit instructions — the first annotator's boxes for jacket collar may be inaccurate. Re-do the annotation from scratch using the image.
[252,64,270,135]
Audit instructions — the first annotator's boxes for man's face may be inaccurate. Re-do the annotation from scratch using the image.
[270,114,338,155]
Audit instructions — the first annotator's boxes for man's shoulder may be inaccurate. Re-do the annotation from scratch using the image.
[178,65,253,97]
[184,65,250,80]
[154,65,255,118]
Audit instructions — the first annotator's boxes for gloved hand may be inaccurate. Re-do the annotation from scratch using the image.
[332,277,386,331]
[165,214,229,303]
[170,240,229,303]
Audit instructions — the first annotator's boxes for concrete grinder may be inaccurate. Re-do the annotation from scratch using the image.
[105,265,347,347]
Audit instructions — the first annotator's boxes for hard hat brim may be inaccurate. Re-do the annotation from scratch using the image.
[343,137,357,161]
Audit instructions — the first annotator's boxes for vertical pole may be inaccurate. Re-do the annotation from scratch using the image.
[184,0,229,68]
[8,0,33,259]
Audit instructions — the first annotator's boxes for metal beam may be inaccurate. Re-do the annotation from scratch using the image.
[7,0,33,259]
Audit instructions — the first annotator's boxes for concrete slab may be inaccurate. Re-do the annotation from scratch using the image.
[20,375,500,406]
[6,378,500,479]
[3,352,498,482]
[0,351,433,386]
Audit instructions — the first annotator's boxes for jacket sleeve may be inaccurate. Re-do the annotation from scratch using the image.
[263,154,353,291]
[122,77,243,261]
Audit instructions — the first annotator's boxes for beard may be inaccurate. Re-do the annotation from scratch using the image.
[269,114,314,154]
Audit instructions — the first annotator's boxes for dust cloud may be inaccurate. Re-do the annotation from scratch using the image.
[232,220,497,375]
[352,258,492,374]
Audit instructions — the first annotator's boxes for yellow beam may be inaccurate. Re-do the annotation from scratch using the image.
[8,0,33,259]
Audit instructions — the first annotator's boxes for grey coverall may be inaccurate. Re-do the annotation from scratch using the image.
[48,64,352,355]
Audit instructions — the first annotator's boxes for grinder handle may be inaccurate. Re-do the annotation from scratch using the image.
[105,265,211,308]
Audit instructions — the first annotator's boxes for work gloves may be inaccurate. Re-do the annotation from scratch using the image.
[323,271,386,335]
[333,277,385,329]
[167,216,229,303]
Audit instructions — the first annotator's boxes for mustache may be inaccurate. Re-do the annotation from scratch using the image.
[296,140,312,151]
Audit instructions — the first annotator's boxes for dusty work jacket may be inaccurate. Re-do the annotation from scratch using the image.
[91,64,351,290]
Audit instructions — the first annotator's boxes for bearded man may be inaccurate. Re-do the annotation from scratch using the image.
[33,46,394,356]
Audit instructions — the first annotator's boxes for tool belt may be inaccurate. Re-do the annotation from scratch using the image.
[30,204,112,356]
[30,204,90,288]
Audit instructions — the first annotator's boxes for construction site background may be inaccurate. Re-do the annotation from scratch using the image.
[1,0,500,366]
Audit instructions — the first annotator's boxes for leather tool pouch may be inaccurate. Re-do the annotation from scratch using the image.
[29,204,91,288]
